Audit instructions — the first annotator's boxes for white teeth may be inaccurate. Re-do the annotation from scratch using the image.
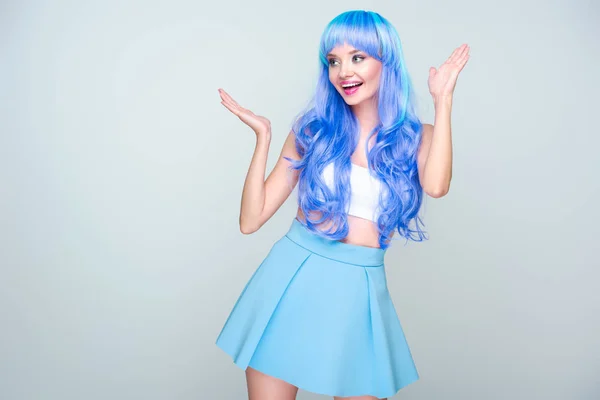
[342,82,362,88]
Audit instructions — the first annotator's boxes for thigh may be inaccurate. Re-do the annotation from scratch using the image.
[246,366,299,400]
[334,397,386,400]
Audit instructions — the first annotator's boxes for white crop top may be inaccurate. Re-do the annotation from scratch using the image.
[320,162,384,222]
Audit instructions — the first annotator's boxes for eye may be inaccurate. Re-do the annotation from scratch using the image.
[328,59,339,66]
[353,55,365,62]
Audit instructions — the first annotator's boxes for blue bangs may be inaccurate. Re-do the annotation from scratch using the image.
[319,11,383,65]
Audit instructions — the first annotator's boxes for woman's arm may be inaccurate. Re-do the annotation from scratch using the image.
[218,89,301,234]
[417,97,453,198]
[239,130,300,234]
[417,43,470,198]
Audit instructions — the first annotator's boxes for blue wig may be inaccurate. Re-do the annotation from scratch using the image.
[285,10,428,249]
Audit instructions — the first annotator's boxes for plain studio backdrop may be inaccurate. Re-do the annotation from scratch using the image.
[1,0,599,399]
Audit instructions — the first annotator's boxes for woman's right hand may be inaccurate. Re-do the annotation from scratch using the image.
[218,88,271,137]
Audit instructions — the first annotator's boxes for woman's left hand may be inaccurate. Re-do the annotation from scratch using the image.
[428,43,470,99]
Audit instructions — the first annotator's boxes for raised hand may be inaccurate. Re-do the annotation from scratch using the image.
[218,89,271,136]
[427,44,470,99]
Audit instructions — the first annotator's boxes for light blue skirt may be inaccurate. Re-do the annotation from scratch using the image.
[216,218,419,398]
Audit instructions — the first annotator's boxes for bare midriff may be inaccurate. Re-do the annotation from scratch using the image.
[295,207,391,249]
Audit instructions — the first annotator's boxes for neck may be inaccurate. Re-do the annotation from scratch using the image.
[350,96,380,136]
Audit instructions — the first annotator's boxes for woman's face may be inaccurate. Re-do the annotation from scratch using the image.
[326,43,382,107]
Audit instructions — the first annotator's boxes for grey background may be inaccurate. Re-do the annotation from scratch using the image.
[1,0,599,399]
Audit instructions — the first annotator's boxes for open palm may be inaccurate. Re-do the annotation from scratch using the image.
[218,89,271,135]
[428,44,470,98]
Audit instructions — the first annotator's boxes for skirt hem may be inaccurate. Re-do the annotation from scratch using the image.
[217,344,420,398]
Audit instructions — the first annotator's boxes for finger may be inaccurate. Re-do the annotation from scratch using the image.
[218,88,231,101]
[446,46,462,64]
[220,90,242,108]
[219,90,235,105]
[455,58,468,73]
[447,47,460,64]
[219,89,233,101]
[458,52,470,67]
[221,101,241,116]
[458,44,469,60]
[219,89,244,114]
[449,44,468,64]
[220,93,241,110]
[429,67,436,79]
[449,44,467,61]
[454,55,469,74]
[456,46,470,66]
[220,93,237,108]
[220,93,236,107]
[220,100,237,114]
[223,101,252,120]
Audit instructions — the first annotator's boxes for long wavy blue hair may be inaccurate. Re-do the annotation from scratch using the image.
[285,10,428,249]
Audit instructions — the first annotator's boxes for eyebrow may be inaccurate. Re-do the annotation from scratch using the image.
[326,49,362,58]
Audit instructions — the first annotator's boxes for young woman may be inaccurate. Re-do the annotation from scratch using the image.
[216,10,469,400]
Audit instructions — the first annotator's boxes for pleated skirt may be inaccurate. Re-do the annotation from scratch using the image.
[216,218,419,398]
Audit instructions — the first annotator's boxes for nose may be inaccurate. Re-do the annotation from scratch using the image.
[338,63,354,79]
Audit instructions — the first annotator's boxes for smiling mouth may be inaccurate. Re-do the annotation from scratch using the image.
[342,82,363,95]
